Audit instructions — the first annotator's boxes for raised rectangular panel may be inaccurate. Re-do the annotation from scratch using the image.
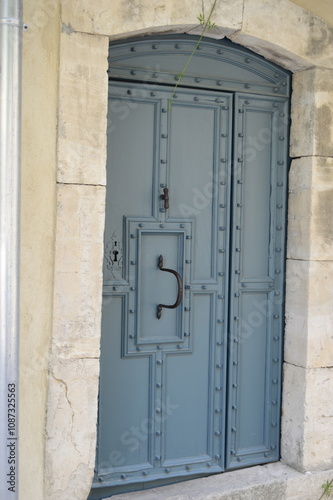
[168,102,218,282]
[97,295,152,473]
[103,97,159,283]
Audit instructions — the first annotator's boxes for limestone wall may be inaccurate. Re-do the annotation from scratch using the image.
[20,0,333,498]
[20,1,60,499]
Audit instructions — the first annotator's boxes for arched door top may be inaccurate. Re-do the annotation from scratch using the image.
[108,36,290,97]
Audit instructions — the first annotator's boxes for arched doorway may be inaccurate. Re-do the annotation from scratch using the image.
[90,36,290,498]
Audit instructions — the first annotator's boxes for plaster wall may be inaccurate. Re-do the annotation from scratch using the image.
[19,0,333,499]
[20,1,60,499]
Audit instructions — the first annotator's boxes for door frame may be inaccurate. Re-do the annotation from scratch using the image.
[90,35,291,498]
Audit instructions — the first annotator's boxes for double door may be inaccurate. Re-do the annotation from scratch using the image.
[92,81,288,497]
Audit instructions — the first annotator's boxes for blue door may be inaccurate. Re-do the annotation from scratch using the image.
[90,38,289,499]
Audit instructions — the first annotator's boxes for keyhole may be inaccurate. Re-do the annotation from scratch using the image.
[113,250,119,262]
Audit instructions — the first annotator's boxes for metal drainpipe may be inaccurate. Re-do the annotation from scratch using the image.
[0,0,23,498]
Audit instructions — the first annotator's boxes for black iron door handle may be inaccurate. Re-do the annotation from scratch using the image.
[157,255,183,319]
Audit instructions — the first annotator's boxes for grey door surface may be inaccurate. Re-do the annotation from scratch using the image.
[91,57,289,497]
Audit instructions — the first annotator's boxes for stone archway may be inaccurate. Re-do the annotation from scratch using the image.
[45,1,333,498]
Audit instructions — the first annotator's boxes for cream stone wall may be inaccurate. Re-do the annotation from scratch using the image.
[20,1,60,499]
[19,0,333,498]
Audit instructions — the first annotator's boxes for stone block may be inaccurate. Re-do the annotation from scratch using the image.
[45,358,100,500]
[231,0,333,72]
[52,183,106,359]
[284,259,333,369]
[287,157,333,261]
[60,0,243,39]
[57,31,109,185]
[281,363,333,472]
[290,68,333,158]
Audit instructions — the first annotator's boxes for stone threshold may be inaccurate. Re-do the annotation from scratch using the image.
[108,462,333,500]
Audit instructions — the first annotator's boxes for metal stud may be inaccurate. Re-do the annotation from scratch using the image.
[233,383,238,388]
[216,98,223,103]
[217,319,224,324]
[217,49,223,54]
[138,223,144,227]
[160,159,166,164]
[218,295,224,300]
[202,285,207,290]
[162,108,167,113]
[130,287,136,291]
[129,309,135,313]
[216,341,223,346]
[272,379,278,384]
[237,457,242,462]
[195,77,201,83]
[180,223,185,228]
[152,73,157,78]
[184,332,190,337]
[237,180,243,184]
[239,109,244,113]
[156,383,162,388]
[121,474,126,480]
[234,316,239,321]
[279,136,285,141]
[130,233,136,238]
[155,408,162,413]
[217,80,222,86]
[235,270,240,275]
[231,427,237,433]
[186,465,191,471]
[216,364,223,369]
[215,386,222,391]
[130,70,136,75]
[157,345,161,350]
[150,91,156,97]
[185,259,191,263]
[245,84,250,89]
[232,405,237,410]
[156,359,163,365]
[219,249,225,253]
[175,44,180,49]
[130,260,136,265]
[273,358,279,363]
[273,336,280,341]
[273,87,279,93]
[215,408,222,413]
[207,462,213,467]
[222,106,229,110]
[220,158,227,163]
[220,204,226,208]
[129,334,134,339]
[161,134,168,139]
[156,430,161,436]
[215,454,221,459]
[278,161,284,165]
[152,44,157,49]
[186,235,192,239]
[273,314,279,319]
[136,346,141,351]
[245,57,250,63]
[218,272,224,276]
[165,468,170,473]
[130,47,136,52]
[142,471,148,476]
[155,455,161,460]
[184,307,190,311]
[236,225,241,230]
[215,431,221,436]
[194,96,199,102]
[230,450,235,455]
[277,182,283,187]
[237,203,242,207]
[219,226,225,231]
[236,248,241,252]
[233,361,238,366]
